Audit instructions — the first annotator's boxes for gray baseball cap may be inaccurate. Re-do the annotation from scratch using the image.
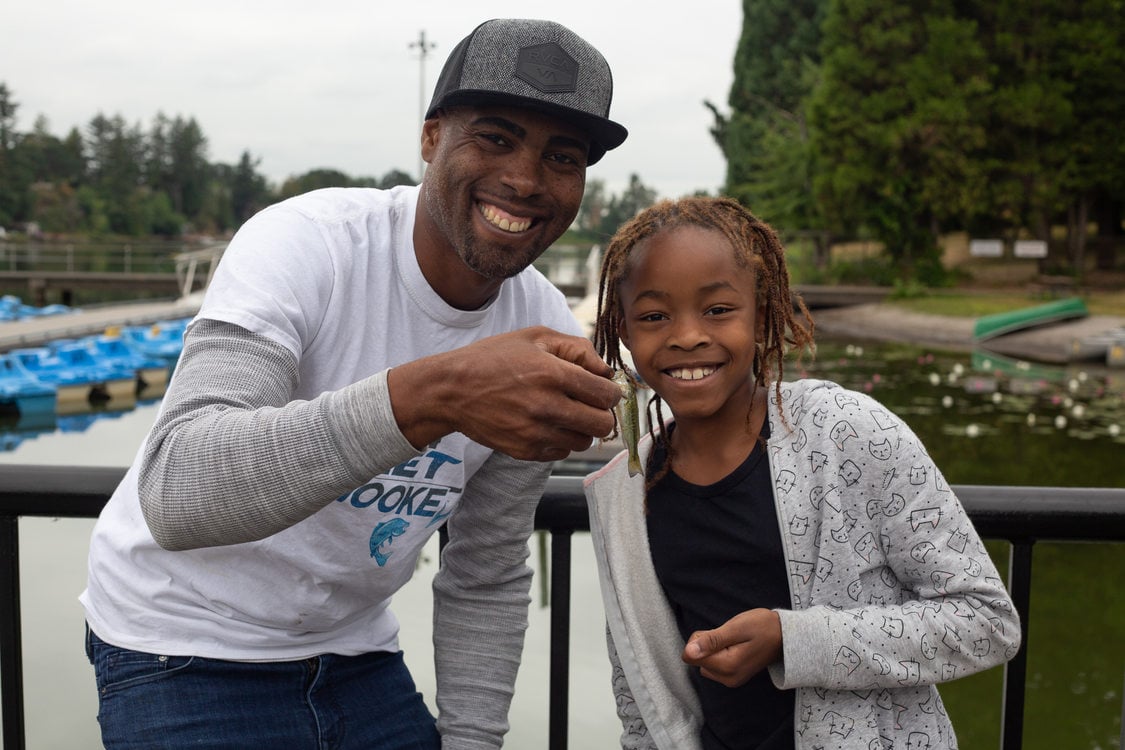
[425,18,628,165]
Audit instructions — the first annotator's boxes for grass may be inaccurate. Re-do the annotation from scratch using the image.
[887,289,1125,318]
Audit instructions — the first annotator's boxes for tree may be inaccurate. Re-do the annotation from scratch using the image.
[30,181,83,233]
[143,189,185,237]
[599,174,658,237]
[809,0,990,281]
[378,169,415,189]
[58,127,87,186]
[277,168,378,200]
[968,0,1075,258]
[146,112,174,204]
[0,82,16,152]
[708,1,833,267]
[21,115,84,185]
[1055,0,1125,272]
[576,179,608,239]
[198,163,235,234]
[167,116,210,218]
[75,185,110,235]
[710,0,824,193]
[86,113,146,233]
[229,151,270,225]
[0,83,24,226]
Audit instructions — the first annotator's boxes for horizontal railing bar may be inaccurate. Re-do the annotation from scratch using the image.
[951,484,1125,541]
[4,466,1123,543]
[0,465,124,517]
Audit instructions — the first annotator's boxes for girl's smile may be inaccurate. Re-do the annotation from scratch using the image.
[665,365,719,381]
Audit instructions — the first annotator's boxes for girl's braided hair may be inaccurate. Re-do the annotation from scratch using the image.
[592,196,815,482]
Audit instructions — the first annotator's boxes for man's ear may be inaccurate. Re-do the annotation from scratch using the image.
[420,117,441,163]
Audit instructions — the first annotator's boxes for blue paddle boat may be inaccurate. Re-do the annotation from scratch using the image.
[0,353,58,417]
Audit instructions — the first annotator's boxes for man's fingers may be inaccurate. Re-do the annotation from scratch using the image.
[561,360,623,411]
[535,327,615,379]
[415,327,623,460]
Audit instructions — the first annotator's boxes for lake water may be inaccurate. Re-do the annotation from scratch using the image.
[2,336,1123,748]
[1,401,622,750]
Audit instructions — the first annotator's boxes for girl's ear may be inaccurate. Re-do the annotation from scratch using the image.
[617,317,631,349]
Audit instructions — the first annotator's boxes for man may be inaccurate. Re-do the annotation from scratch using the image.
[81,18,627,749]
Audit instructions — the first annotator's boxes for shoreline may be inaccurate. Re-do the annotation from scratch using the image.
[809,302,1125,366]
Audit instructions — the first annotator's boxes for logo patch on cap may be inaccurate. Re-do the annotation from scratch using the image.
[515,43,578,93]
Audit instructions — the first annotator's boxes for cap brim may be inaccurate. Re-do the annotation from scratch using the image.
[427,91,627,165]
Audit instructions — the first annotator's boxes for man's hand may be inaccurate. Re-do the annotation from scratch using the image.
[388,326,622,461]
[682,608,783,688]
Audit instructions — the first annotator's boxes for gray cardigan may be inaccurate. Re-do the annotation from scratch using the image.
[585,379,1021,749]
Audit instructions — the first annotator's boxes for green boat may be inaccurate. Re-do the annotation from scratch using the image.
[970,349,1068,383]
[972,296,1089,341]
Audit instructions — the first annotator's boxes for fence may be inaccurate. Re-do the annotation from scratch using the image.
[2,465,1123,749]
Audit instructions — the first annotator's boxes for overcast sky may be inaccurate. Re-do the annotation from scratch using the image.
[4,1,743,200]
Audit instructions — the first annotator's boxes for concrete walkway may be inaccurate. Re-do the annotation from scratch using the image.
[0,296,200,352]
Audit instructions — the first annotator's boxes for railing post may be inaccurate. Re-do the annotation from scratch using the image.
[1000,540,1033,750]
[548,530,573,750]
[0,515,26,750]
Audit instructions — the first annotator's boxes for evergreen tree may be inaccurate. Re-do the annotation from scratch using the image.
[968,0,1075,251]
[0,83,25,226]
[600,174,658,237]
[576,179,608,239]
[809,0,989,281]
[86,113,147,234]
[1055,0,1125,272]
[708,0,830,266]
[711,0,824,194]
[167,116,210,218]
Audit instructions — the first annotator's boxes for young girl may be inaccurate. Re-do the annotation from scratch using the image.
[584,197,1020,750]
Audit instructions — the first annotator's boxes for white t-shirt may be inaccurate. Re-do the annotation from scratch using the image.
[81,185,582,660]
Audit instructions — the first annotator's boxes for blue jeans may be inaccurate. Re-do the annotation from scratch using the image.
[85,626,440,750]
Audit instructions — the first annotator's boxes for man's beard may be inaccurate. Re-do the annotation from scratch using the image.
[456,236,541,280]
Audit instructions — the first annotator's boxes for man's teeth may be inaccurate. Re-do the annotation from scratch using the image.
[669,367,715,381]
[480,204,531,233]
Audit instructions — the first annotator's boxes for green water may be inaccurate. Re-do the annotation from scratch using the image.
[799,338,1124,748]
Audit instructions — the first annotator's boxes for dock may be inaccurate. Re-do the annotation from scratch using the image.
[0,295,201,353]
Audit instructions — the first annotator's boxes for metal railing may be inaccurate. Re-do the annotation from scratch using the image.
[0,243,183,275]
[2,464,1124,750]
[0,241,225,305]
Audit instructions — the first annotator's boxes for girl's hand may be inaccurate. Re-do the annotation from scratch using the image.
[682,608,784,688]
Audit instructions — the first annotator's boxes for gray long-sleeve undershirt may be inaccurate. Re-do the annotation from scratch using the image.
[138,318,420,550]
[136,318,548,749]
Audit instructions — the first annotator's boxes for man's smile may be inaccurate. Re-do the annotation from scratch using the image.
[478,202,533,233]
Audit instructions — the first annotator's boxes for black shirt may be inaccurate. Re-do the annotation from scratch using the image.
[645,422,795,749]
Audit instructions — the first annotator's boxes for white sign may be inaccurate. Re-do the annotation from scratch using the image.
[1014,240,1047,258]
[970,239,1004,258]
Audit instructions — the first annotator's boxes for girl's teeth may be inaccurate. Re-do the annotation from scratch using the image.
[671,367,714,380]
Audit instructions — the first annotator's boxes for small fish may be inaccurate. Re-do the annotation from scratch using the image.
[612,368,642,477]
